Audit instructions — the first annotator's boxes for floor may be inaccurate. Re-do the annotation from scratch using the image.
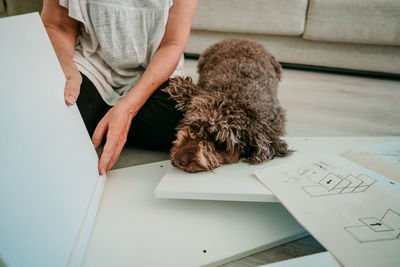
[113,58,400,266]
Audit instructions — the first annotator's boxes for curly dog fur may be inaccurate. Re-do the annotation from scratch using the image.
[163,39,290,172]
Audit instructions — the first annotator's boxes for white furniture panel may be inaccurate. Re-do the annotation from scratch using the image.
[83,161,307,267]
[0,13,105,267]
[155,137,400,202]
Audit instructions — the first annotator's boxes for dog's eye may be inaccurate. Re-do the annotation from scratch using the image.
[215,142,227,151]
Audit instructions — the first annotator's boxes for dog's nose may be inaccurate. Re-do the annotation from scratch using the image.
[173,151,190,166]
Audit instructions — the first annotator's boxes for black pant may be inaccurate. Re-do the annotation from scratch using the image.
[76,73,183,150]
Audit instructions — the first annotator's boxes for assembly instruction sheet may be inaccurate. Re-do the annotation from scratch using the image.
[255,154,400,267]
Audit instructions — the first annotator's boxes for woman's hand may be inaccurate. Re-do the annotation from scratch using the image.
[91,99,137,175]
[64,72,82,105]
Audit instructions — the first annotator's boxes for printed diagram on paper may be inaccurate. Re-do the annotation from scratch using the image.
[255,155,400,267]
[345,209,400,243]
[281,160,376,197]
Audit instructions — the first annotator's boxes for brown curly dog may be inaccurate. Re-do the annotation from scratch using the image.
[162,39,291,173]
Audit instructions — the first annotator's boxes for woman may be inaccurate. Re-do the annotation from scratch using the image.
[41,0,198,175]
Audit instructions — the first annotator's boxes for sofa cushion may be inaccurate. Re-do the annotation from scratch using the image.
[0,1,5,14]
[5,0,42,16]
[191,0,308,36]
[304,0,400,46]
[186,30,400,74]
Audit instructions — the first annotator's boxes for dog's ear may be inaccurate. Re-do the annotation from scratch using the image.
[162,76,200,112]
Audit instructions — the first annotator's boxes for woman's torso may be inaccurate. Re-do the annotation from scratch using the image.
[60,0,184,105]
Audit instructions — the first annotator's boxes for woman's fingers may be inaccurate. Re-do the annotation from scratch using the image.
[93,103,134,175]
[98,130,119,175]
[106,137,127,172]
[92,119,108,149]
[64,76,82,105]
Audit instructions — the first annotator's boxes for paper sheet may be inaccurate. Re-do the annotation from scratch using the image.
[255,155,400,267]
[0,13,105,267]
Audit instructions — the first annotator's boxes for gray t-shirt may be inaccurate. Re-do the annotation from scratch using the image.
[60,0,184,106]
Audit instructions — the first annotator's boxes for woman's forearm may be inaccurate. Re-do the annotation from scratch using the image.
[41,1,80,83]
[122,0,198,115]
[45,26,80,82]
[123,43,183,116]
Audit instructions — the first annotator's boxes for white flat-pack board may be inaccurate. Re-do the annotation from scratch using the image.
[82,161,307,267]
[155,137,400,202]
[255,155,400,267]
[260,252,340,267]
[0,13,105,267]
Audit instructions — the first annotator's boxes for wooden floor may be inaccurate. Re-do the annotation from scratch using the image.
[279,69,400,137]
[114,59,400,266]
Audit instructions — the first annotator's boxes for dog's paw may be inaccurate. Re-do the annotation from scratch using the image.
[243,137,292,164]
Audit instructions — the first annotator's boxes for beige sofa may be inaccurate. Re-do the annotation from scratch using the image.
[3,0,42,17]
[187,0,400,75]
[4,0,400,75]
